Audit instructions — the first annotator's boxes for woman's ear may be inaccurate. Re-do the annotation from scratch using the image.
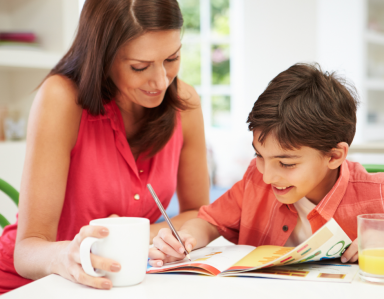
[328,142,349,170]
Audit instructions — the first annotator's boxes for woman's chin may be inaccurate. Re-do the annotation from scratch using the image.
[141,99,165,109]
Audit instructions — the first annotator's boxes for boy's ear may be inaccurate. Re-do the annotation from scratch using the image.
[327,142,349,170]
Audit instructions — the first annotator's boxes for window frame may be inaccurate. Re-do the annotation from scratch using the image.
[179,0,245,133]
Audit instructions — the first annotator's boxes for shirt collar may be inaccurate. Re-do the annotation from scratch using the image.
[283,160,350,221]
[87,100,125,134]
[308,160,350,222]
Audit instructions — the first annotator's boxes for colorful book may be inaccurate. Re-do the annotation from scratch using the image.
[147,218,359,282]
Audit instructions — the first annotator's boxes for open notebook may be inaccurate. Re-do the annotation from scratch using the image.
[147,218,359,282]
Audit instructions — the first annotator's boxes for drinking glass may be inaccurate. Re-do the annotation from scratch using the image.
[358,214,384,284]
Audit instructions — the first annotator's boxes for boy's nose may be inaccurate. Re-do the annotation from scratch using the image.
[262,166,279,185]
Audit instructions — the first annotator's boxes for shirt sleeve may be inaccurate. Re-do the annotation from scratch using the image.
[198,160,256,244]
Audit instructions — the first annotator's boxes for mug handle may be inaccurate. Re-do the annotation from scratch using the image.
[80,237,106,277]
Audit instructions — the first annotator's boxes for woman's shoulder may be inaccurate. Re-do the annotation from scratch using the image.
[177,79,201,107]
[29,74,83,150]
[34,74,82,117]
[38,74,79,106]
[176,79,204,143]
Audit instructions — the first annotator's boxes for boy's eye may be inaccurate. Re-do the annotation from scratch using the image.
[254,153,263,158]
[280,162,295,168]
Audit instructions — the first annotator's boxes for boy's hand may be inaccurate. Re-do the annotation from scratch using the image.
[341,238,358,263]
[148,228,196,267]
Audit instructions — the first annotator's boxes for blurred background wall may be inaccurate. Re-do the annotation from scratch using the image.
[1,0,384,227]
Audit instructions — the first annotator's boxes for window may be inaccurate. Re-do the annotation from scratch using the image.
[178,0,232,129]
[178,0,247,187]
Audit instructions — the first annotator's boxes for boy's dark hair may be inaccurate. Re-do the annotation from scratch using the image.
[247,63,359,153]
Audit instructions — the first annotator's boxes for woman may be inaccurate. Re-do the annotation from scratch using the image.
[0,0,209,293]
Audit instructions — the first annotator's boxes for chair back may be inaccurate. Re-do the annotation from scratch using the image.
[363,164,384,174]
[0,178,19,229]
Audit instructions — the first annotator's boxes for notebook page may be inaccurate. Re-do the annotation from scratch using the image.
[147,245,255,275]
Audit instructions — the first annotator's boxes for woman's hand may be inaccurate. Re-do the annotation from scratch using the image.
[54,225,121,289]
[341,238,358,263]
[148,228,196,267]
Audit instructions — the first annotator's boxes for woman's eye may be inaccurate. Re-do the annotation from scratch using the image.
[254,153,262,158]
[166,56,180,62]
[280,162,295,168]
[131,66,148,72]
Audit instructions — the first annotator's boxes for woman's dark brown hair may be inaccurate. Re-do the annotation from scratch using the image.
[247,63,359,153]
[48,0,187,156]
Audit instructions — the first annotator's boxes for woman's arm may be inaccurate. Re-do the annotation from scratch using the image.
[149,79,210,240]
[15,75,81,278]
[14,76,118,289]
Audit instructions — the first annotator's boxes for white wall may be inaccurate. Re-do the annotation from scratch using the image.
[243,0,317,110]
[216,0,381,187]
[210,0,318,187]
[316,0,366,144]
[0,141,26,233]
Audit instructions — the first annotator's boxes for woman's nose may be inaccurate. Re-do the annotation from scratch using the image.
[150,65,168,91]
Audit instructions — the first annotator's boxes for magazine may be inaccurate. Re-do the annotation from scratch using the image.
[147,218,359,282]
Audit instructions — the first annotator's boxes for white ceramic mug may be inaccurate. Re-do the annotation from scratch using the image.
[80,217,149,287]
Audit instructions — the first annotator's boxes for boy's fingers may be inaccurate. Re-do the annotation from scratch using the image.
[177,231,196,253]
[161,233,187,255]
[184,236,197,252]
[148,259,164,267]
[158,228,173,239]
[185,243,193,252]
[349,252,359,263]
[158,228,183,252]
[341,239,358,263]
[148,247,166,261]
[153,236,184,258]
[165,255,187,264]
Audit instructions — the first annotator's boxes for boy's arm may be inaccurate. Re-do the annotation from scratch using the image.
[149,160,257,267]
[149,218,220,266]
[181,218,221,248]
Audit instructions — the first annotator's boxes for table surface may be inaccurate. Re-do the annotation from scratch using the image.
[4,238,384,299]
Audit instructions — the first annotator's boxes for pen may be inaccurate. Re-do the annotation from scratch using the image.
[147,184,192,261]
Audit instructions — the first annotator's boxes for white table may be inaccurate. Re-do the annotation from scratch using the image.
[3,238,384,299]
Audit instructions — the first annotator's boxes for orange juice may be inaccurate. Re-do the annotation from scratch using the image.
[359,249,384,275]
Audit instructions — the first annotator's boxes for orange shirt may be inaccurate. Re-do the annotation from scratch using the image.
[198,159,384,245]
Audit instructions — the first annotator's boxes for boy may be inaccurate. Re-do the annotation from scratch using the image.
[148,63,384,267]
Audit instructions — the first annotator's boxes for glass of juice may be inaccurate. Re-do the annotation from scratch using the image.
[358,214,384,284]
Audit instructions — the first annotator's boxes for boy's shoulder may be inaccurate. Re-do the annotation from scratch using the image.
[341,160,384,206]
[347,160,384,184]
[243,158,263,183]
[241,158,272,194]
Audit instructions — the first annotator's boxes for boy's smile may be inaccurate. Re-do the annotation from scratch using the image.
[272,185,294,195]
[252,130,342,206]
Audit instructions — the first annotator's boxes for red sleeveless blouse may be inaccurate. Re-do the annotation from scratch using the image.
[0,101,183,293]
